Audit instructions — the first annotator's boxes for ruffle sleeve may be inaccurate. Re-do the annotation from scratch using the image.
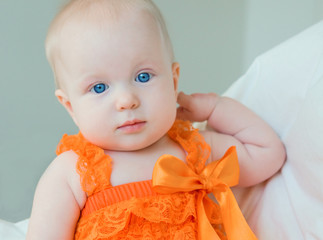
[56,132,113,196]
[167,120,211,174]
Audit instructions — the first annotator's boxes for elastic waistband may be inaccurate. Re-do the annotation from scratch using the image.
[82,180,157,217]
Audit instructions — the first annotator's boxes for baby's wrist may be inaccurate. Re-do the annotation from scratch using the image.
[206,93,222,126]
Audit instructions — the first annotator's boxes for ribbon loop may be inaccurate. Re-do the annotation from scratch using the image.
[152,146,257,240]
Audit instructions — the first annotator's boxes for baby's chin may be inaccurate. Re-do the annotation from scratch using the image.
[99,134,170,152]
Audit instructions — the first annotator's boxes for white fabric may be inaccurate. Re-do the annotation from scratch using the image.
[0,219,28,240]
[224,20,323,239]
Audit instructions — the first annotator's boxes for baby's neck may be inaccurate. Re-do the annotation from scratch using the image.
[108,134,186,187]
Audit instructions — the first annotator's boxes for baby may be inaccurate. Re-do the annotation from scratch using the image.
[26,0,286,239]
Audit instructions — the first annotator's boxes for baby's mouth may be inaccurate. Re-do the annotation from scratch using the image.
[117,120,146,133]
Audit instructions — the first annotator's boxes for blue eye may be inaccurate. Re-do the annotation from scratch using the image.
[91,83,108,94]
[135,72,151,83]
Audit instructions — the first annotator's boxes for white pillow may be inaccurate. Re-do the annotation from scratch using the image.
[224,20,323,239]
[0,219,28,240]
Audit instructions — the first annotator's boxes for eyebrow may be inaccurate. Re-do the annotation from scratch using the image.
[78,74,102,91]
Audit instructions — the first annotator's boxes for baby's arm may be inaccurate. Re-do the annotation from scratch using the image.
[177,92,286,186]
[26,151,86,240]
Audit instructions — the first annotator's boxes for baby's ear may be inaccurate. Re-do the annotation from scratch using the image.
[172,62,180,93]
[55,89,78,126]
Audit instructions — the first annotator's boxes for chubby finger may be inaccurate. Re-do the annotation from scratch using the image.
[177,91,192,109]
[176,106,193,121]
[176,92,195,121]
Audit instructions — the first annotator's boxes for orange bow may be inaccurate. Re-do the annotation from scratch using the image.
[152,146,257,240]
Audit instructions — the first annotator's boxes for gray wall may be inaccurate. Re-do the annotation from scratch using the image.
[1,0,322,222]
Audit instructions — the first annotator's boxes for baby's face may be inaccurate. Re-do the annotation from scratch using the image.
[55,9,179,151]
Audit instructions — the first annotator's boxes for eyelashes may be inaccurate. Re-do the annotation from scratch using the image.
[135,72,152,83]
[90,72,153,94]
[90,83,109,94]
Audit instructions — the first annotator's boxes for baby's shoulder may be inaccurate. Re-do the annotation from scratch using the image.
[48,150,79,174]
[42,150,86,207]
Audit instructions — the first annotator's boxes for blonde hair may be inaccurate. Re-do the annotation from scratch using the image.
[45,0,174,88]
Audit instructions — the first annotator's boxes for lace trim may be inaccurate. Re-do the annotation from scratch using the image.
[167,120,211,174]
[56,132,112,196]
[75,191,225,240]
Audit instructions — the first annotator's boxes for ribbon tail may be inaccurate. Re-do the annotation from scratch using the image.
[214,186,258,240]
[196,191,221,240]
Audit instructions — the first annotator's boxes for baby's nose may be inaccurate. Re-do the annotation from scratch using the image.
[115,91,140,111]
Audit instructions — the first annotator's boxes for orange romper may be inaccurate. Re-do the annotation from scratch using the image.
[56,120,257,240]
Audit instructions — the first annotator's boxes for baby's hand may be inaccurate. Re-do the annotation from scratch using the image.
[176,92,219,122]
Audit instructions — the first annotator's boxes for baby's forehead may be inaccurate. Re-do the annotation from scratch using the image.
[58,0,154,26]
[53,0,163,47]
